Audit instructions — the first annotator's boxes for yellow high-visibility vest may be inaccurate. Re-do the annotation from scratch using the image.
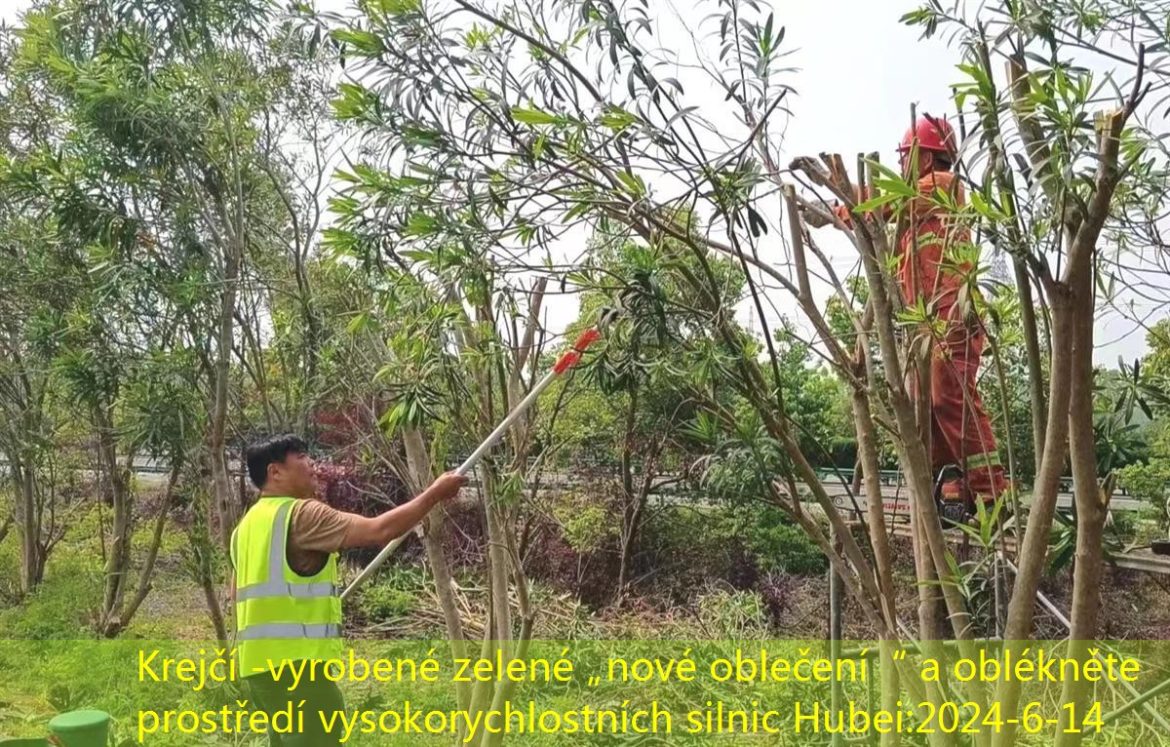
[230,497,343,676]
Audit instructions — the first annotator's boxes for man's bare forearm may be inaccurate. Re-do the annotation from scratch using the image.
[371,486,443,545]
[341,472,467,550]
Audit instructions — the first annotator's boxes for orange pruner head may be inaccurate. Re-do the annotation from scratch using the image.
[553,327,603,374]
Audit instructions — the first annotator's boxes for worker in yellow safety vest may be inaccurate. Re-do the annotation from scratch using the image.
[230,434,466,746]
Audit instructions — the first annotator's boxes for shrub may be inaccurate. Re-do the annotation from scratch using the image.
[552,492,616,555]
[353,565,426,622]
[730,504,828,576]
[1116,461,1170,532]
[520,489,622,607]
[639,505,745,598]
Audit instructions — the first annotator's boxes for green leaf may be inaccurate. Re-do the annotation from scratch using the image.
[854,192,902,212]
[511,107,559,125]
[331,83,379,121]
[378,400,408,435]
[404,213,439,236]
[969,192,999,221]
[329,28,386,55]
[400,248,435,263]
[953,520,982,543]
[599,106,638,132]
[872,176,919,198]
[616,170,645,197]
[401,126,442,147]
[564,199,594,222]
[346,312,372,335]
[374,0,421,13]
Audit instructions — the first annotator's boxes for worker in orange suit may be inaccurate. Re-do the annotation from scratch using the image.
[832,114,1008,520]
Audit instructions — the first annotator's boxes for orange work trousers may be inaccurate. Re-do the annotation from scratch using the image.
[928,323,1006,501]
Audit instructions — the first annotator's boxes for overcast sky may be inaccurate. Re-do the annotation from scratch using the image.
[2,0,1161,365]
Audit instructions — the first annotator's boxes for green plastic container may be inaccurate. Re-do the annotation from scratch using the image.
[47,711,109,747]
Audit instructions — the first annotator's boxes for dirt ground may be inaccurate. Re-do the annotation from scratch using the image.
[813,537,1170,641]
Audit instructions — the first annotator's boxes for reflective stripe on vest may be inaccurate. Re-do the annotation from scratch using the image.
[235,503,339,602]
[234,497,342,672]
[237,623,342,640]
[236,581,339,602]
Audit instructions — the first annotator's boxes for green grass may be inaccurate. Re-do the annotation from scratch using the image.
[1,508,1167,745]
[3,636,1162,745]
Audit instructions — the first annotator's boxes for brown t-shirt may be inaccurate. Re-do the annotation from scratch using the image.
[286,499,358,576]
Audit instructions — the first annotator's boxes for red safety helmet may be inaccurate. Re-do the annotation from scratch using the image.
[897,114,957,158]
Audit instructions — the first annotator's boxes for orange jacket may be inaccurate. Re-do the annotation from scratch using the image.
[833,170,970,323]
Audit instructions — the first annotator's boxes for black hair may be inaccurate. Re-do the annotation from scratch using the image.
[932,152,954,172]
[244,434,309,490]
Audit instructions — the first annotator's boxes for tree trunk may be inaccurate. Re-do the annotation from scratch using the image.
[992,291,1074,747]
[975,38,1047,480]
[911,349,945,640]
[15,458,45,594]
[788,153,988,732]
[402,429,471,712]
[848,191,988,731]
[859,224,975,646]
[211,237,241,547]
[188,482,230,645]
[298,294,323,434]
[421,525,469,705]
[200,570,229,645]
[97,408,133,633]
[617,478,651,606]
[1054,265,1106,747]
[108,463,182,637]
[616,389,638,602]
[1013,260,1047,474]
[484,473,512,645]
[852,390,901,747]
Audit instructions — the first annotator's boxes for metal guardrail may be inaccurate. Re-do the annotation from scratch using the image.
[0,457,243,477]
[809,467,1154,498]
[886,523,1170,576]
[2,459,1159,514]
[3,456,1157,497]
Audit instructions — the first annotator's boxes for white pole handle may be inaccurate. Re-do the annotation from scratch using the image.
[454,367,557,477]
[341,328,602,601]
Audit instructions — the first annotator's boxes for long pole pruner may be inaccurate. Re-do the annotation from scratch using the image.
[341,325,605,601]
